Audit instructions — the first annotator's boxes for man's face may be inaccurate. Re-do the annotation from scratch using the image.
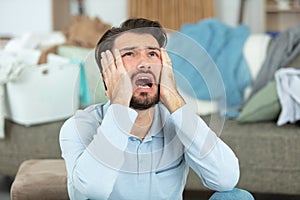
[112,32,162,109]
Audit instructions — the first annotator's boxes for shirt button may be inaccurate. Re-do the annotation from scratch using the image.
[129,136,136,141]
[129,136,142,143]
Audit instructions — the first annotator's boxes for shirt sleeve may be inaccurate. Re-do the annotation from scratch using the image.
[59,104,137,199]
[170,105,240,192]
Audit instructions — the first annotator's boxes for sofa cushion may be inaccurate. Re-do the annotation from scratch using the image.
[237,81,280,123]
[10,159,68,200]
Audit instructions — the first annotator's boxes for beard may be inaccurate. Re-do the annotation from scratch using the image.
[129,70,159,110]
[129,86,160,110]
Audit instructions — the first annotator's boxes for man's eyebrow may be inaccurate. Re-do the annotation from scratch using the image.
[120,47,137,51]
[147,46,160,51]
[119,46,160,51]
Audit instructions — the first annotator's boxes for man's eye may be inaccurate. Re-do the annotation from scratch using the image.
[122,52,134,57]
[149,51,159,57]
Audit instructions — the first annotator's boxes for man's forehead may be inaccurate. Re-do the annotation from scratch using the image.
[113,32,159,50]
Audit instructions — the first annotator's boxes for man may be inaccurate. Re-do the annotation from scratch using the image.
[60,18,254,200]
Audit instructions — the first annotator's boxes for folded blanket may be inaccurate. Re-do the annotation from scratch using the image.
[167,19,251,118]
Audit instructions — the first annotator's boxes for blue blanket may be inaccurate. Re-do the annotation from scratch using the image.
[166,18,251,118]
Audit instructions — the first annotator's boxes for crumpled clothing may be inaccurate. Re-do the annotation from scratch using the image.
[275,68,300,126]
[251,24,300,97]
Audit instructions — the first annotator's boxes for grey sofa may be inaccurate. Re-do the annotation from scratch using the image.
[1,115,300,196]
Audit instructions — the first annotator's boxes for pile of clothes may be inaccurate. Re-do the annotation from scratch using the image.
[167,18,300,125]
[248,24,300,126]
[0,15,111,139]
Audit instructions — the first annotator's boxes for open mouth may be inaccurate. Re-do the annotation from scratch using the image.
[133,73,155,90]
[135,77,153,88]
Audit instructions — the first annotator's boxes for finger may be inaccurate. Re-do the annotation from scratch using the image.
[161,48,172,68]
[114,49,126,73]
[101,62,109,88]
[101,52,109,73]
[107,50,117,72]
[101,52,110,88]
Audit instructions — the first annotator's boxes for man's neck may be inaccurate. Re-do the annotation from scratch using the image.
[131,106,155,140]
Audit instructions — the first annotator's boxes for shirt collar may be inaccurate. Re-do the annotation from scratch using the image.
[99,101,171,139]
[146,103,171,139]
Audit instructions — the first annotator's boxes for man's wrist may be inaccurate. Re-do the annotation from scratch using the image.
[111,97,130,107]
[165,93,186,113]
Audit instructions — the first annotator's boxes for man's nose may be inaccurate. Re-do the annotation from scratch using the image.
[136,54,151,70]
[137,64,151,70]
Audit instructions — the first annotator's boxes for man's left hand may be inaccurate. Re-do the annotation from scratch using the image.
[159,48,185,113]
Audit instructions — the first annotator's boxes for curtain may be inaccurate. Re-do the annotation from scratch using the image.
[128,0,215,30]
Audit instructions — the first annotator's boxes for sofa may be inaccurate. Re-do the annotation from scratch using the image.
[1,24,300,196]
[1,113,300,196]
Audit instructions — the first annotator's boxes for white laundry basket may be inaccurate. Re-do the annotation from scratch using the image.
[5,63,80,126]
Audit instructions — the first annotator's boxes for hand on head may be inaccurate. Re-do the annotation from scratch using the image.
[101,47,185,113]
[159,48,186,113]
[101,49,132,107]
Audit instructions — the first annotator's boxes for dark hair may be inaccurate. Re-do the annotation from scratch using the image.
[95,18,167,72]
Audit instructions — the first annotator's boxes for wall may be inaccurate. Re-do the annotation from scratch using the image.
[243,0,265,33]
[0,0,264,36]
[84,0,265,32]
[0,0,52,36]
[215,0,241,26]
[215,0,264,33]
[84,0,128,27]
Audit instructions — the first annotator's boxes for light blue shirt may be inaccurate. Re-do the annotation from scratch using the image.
[59,102,239,200]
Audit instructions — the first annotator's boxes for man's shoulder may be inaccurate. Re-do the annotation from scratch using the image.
[73,102,108,122]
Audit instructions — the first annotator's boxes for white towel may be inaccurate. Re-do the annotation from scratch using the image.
[275,68,300,126]
[243,34,272,100]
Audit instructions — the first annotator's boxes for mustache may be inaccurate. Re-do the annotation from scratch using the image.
[131,70,158,83]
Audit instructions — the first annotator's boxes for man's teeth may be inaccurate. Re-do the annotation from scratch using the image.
[138,85,150,88]
[135,76,153,88]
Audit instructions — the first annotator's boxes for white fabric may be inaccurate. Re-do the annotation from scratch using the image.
[243,33,272,80]
[4,32,66,51]
[243,34,272,100]
[178,87,218,115]
[275,68,300,126]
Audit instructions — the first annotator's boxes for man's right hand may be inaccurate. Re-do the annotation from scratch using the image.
[101,49,132,107]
